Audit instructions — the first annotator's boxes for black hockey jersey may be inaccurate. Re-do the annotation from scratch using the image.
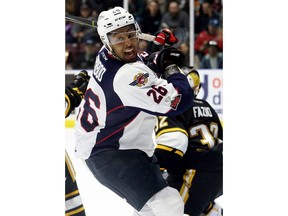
[155,98,223,172]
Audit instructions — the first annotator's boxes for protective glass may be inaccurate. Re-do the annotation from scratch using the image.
[108,31,138,45]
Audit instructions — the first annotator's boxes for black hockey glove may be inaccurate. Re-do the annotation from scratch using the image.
[66,70,90,108]
[145,51,161,76]
[156,47,185,78]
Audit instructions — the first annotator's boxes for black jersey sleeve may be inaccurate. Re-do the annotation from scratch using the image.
[155,115,188,174]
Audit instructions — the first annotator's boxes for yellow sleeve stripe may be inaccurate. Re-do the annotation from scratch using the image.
[180,169,196,203]
[156,144,184,157]
[156,127,188,138]
[65,206,85,216]
[65,190,80,199]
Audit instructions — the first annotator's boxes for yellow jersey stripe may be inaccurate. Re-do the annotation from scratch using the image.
[156,128,188,138]
[65,206,85,216]
[156,144,184,157]
[65,190,80,199]
[179,169,196,203]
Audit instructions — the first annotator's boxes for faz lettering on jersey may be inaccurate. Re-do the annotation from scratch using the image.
[193,106,213,118]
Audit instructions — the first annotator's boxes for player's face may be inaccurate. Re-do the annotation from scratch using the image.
[108,25,138,62]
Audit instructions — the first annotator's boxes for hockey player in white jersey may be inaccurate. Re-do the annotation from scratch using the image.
[74,6,194,216]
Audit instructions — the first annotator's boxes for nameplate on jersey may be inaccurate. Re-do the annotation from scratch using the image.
[93,55,106,82]
[193,106,212,118]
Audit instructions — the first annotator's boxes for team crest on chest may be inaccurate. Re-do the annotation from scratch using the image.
[129,73,149,87]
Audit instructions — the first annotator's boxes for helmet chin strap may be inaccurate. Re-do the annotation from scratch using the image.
[102,41,119,60]
[109,49,122,61]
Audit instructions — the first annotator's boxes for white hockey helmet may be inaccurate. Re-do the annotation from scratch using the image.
[183,66,201,97]
[97,7,140,52]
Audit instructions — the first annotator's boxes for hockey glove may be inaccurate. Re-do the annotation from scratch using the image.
[145,51,161,76]
[66,70,90,108]
[154,28,179,46]
[156,47,185,78]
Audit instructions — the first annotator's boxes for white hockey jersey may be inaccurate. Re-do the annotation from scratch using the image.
[74,46,193,159]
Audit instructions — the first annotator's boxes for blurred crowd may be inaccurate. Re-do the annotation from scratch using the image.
[65,0,223,70]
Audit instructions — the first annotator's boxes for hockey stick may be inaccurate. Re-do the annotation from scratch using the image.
[65,13,156,42]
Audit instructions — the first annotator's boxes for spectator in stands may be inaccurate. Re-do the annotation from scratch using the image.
[85,0,123,17]
[106,0,124,9]
[73,38,99,70]
[65,43,79,70]
[66,0,82,16]
[157,0,166,14]
[159,0,189,36]
[210,0,223,17]
[178,0,188,10]
[194,18,223,61]
[200,40,223,69]
[66,20,76,43]
[194,0,220,34]
[129,0,147,24]
[71,3,99,43]
[87,0,107,16]
[141,0,162,35]
[178,41,190,66]
[65,48,74,70]
[181,0,190,15]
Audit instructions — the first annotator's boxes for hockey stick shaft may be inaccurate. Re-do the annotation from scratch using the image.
[65,13,97,28]
[65,13,156,42]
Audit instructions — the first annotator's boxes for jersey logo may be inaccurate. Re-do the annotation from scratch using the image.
[170,94,182,110]
[129,73,149,87]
